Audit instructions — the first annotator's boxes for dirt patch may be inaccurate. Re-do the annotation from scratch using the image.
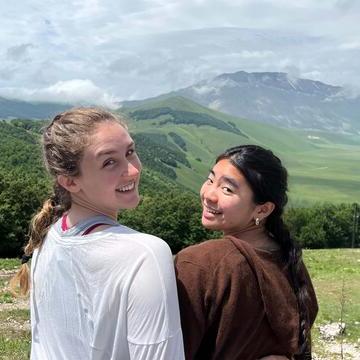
[314,340,360,360]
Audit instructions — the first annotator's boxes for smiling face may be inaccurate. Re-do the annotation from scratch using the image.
[200,159,260,235]
[72,121,141,216]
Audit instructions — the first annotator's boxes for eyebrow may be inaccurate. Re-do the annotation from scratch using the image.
[95,141,135,158]
[209,169,240,189]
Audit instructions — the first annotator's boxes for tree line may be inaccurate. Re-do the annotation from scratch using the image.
[1,176,359,256]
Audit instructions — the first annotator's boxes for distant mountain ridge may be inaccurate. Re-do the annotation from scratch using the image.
[0,97,70,119]
[176,71,360,133]
[122,71,360,134]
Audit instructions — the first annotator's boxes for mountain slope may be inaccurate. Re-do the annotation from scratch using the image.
[121,96,360,204]
[176,71,360,134]
[123,71,360,134]
[0,97,70,119]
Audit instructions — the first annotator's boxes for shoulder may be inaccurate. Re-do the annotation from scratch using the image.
[117,227,173,258]
[87,225,172,256]
[176,238,245,271]
[63,226,174,276]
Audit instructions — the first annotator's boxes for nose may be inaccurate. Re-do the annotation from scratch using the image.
[123,159,141,177]
[201,184,218,205]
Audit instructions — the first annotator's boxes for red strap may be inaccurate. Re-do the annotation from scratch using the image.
[82,223,108,235]
[61,215,107,235]
[61,214,68,231]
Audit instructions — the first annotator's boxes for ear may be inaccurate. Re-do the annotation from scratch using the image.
[57,175,81,194]
[254,201,275,222]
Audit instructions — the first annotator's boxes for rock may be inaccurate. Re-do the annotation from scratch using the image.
[319,322,346,340]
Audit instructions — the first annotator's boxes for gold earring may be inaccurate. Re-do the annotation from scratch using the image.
[255,218,260,226]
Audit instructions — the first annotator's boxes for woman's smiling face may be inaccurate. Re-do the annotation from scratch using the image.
[73,121,142,216]
[200,159,259,235]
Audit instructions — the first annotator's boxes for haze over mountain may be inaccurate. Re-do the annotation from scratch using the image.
[0,96,70,119]
[128,71,360,134]
[2,70,360,135]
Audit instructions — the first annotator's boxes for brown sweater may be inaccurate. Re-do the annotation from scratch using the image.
[175,236,318,360]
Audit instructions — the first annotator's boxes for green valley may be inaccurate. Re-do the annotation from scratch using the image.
[121,96,360,204]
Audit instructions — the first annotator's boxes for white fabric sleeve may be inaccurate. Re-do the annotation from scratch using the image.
[126,238,185,360]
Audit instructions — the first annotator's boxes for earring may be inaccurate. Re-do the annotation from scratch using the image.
[255,218,260,226]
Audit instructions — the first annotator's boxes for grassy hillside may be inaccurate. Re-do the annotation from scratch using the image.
[121,96,360,204]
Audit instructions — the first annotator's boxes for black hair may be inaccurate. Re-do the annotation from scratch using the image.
[216,144,311,355]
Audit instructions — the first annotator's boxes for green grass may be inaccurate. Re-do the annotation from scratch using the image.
[303,249,360,357]
[0,260,19,306]
[0,310,30,360]
[0,259,20,271]
[0,335,31,360]
[0,278,14,304]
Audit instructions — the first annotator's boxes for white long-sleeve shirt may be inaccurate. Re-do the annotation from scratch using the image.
[30,218,185,360]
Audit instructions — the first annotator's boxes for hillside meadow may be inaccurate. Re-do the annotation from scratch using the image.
[122,96,360,205]
[1,249,359,359]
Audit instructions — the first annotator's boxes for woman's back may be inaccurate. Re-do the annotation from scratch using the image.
[175,236,318,360]
[31,218,184,360]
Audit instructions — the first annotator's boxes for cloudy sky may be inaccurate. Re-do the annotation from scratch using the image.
[1,0,360,107]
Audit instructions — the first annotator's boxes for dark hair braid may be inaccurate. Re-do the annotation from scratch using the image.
[266,210,310,355]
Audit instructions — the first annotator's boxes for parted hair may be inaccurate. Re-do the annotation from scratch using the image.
[10,108,126,295]
[216,145,312,357]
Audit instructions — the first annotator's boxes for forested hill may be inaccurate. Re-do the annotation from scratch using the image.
[0,97,69,119]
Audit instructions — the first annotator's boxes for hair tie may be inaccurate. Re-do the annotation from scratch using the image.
[21,254,32,264]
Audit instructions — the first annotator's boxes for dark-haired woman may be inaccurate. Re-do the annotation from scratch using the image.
[175,145,318,360]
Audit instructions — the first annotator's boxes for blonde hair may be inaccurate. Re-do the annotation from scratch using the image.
[10,108,126,295]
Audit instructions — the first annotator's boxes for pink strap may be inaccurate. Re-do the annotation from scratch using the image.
[61,214,107,235]
[61,214,68,231]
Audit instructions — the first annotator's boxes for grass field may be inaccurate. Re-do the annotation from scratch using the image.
[1,249,359,359]
[303,249,360,359]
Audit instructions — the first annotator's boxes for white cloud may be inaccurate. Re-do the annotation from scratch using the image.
[208,99,223,111]
[339,41,360,50]
[192,85,218,96]
[0,1,360,102]
[0,80,119,108]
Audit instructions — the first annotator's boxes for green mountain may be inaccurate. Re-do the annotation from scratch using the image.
[0,97,70,119]
[121,96,360,205]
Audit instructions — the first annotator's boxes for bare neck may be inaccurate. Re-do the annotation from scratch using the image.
[66,197,117,228]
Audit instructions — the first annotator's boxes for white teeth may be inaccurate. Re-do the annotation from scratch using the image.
[117,182,135,192]
[205,205,221,214]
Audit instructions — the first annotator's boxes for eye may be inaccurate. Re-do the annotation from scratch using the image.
[222,186,233,194]
[126,148,136,157]
[206,177,214,184]
[103,159,116,167]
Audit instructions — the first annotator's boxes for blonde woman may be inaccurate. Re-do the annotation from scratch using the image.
[11,108,184,360]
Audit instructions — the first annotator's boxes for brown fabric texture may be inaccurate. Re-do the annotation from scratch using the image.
[175,236,318,360]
